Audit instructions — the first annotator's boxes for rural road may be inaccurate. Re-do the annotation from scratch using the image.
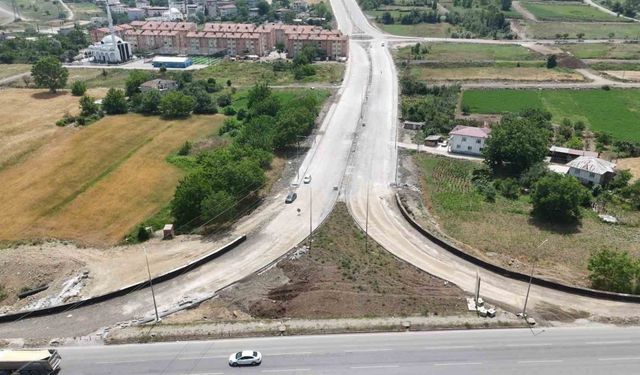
[56,328,640,374]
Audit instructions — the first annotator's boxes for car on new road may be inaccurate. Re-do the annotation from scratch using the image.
[229,350,262,367]
[285,192,297,204]
[303,174,312,184]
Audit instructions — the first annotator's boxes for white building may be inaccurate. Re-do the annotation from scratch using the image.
[448,125,491,156]
[566,156,616,186]
[88,35,133,63]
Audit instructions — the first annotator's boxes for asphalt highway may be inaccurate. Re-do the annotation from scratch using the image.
[57,328,640,374]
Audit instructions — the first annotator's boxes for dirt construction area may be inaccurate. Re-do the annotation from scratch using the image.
[166,203,471,324]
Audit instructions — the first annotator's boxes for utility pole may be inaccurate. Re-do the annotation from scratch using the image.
[308,187,312,251]
[522,239,548,318]
[143,245,160,323]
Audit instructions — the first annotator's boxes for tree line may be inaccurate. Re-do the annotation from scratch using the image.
[0,25,89,64]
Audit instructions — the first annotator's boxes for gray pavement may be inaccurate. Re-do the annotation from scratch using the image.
[56,327,640,374]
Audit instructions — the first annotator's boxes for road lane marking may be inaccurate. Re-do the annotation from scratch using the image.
[598,357,640,361]
[350,365,400,369]
[518,360,563,364]
[505,343,552,348]
[434,362,482,366]
[587,341,632,345]
[261,369,311,373]
[269,352,312,356]
[424,345,475,350]
[345,348,392,353]
[96,359,150,364]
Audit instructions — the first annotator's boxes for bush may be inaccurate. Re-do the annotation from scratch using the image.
[588,249,639,294]
[79,95,99,117]
[0,285,6,302]
[531,174,589,223]
[159,91,195,119]
[137,225,150,242]
[139,89,162,114]
[71,80,87,96]
[178,141,192,156]
[217,93,232,107]
[102,88,128,115]
[546,55,557,69]
[223,106,237,116]
[494,178,519,199]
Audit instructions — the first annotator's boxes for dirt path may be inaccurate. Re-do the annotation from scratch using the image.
[583,0,639,22]
[512,1,538,21]
[0,72,29,86]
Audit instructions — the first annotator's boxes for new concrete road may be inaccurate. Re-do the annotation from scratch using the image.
[337,0,640,319]
[56,328,640,374]
[0,20,369,339]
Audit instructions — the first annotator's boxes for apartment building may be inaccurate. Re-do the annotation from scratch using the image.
[90,21,348,59]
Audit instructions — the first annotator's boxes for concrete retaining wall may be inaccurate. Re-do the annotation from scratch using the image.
[0,235,247,323]
[395,193,640,304]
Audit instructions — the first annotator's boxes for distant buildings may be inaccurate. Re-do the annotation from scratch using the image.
[91,21,349,59]
[448,125,491,156]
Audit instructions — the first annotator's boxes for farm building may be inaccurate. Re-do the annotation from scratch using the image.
[403,121,425,130]
[424,135,444,147]
[549,145,598,164]
[140,79,178,93]
[448,125,491,156]
[567,156,616,186]
[152,56,193,69]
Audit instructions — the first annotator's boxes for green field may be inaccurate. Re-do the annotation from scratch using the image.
[589,61,640,71]
[525,21,640,39]
[462,89,640,141]
[1,0,67,21]
[189,56,221,65]
[416,154,640,286]
[559,43,640,59]
[66,1,104,21]
[395,42,542,61]
[378,22,455,37]
[521,1,628,22]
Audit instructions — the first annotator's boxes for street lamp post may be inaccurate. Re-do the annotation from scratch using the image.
[522,238,548,318]
[142,245,160,323]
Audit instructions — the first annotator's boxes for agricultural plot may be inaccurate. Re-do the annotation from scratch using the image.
[66,1,104,20]
[378,23,454,38]
[0,0,66,21]
[193,61,346,86]
[525,21,640,39]
[410,66,584,81]
[395,43,542,61]
[520,1,628,22]
[0,107,223,246]
[559,42,640,59]
[462,88,640,141]
[416,154,640,286]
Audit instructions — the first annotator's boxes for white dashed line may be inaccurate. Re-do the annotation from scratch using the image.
[586,341,631,345]
[434,362,483,366]
[505,343,552,348]
[518,359,563,364]
[424,345,475,350]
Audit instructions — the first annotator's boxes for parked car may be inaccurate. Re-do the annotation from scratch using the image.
[228,350,262,367]
[285,192,297,204]
[303,174,312,184]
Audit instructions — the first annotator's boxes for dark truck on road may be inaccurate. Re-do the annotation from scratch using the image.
[0,349,61,375]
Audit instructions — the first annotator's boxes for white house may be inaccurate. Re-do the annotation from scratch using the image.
[566,156,616,186]
[448,125,491,156]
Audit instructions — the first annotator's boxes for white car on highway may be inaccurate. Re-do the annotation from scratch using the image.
[303,174,312,184]
[229,350,262,367]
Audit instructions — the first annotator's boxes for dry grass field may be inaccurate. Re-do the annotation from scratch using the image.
[411,66,585,82]
[0,96,222,246]
[618,157,640,181]
[0,88,107,171]
[0,64,30,80]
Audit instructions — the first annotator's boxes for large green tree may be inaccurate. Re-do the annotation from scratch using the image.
[531,173,589,223]
[102,88,128,115]
[31,56,68,93]
[588,249,639,294]
[125,70,152,97]
[159,91,195,118]
[483,115,549,174]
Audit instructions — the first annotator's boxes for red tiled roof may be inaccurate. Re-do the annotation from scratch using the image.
[449,125,491,138]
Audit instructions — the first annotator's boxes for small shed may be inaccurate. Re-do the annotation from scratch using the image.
[403,121,425,130]
[163,224,175,240]
[549,146,598,164]
[424,135,444,147]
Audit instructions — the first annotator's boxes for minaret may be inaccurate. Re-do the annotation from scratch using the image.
[105,1,118,60]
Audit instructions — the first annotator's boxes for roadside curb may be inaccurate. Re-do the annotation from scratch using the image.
[394,192,640,304]
[0,235,247,323]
